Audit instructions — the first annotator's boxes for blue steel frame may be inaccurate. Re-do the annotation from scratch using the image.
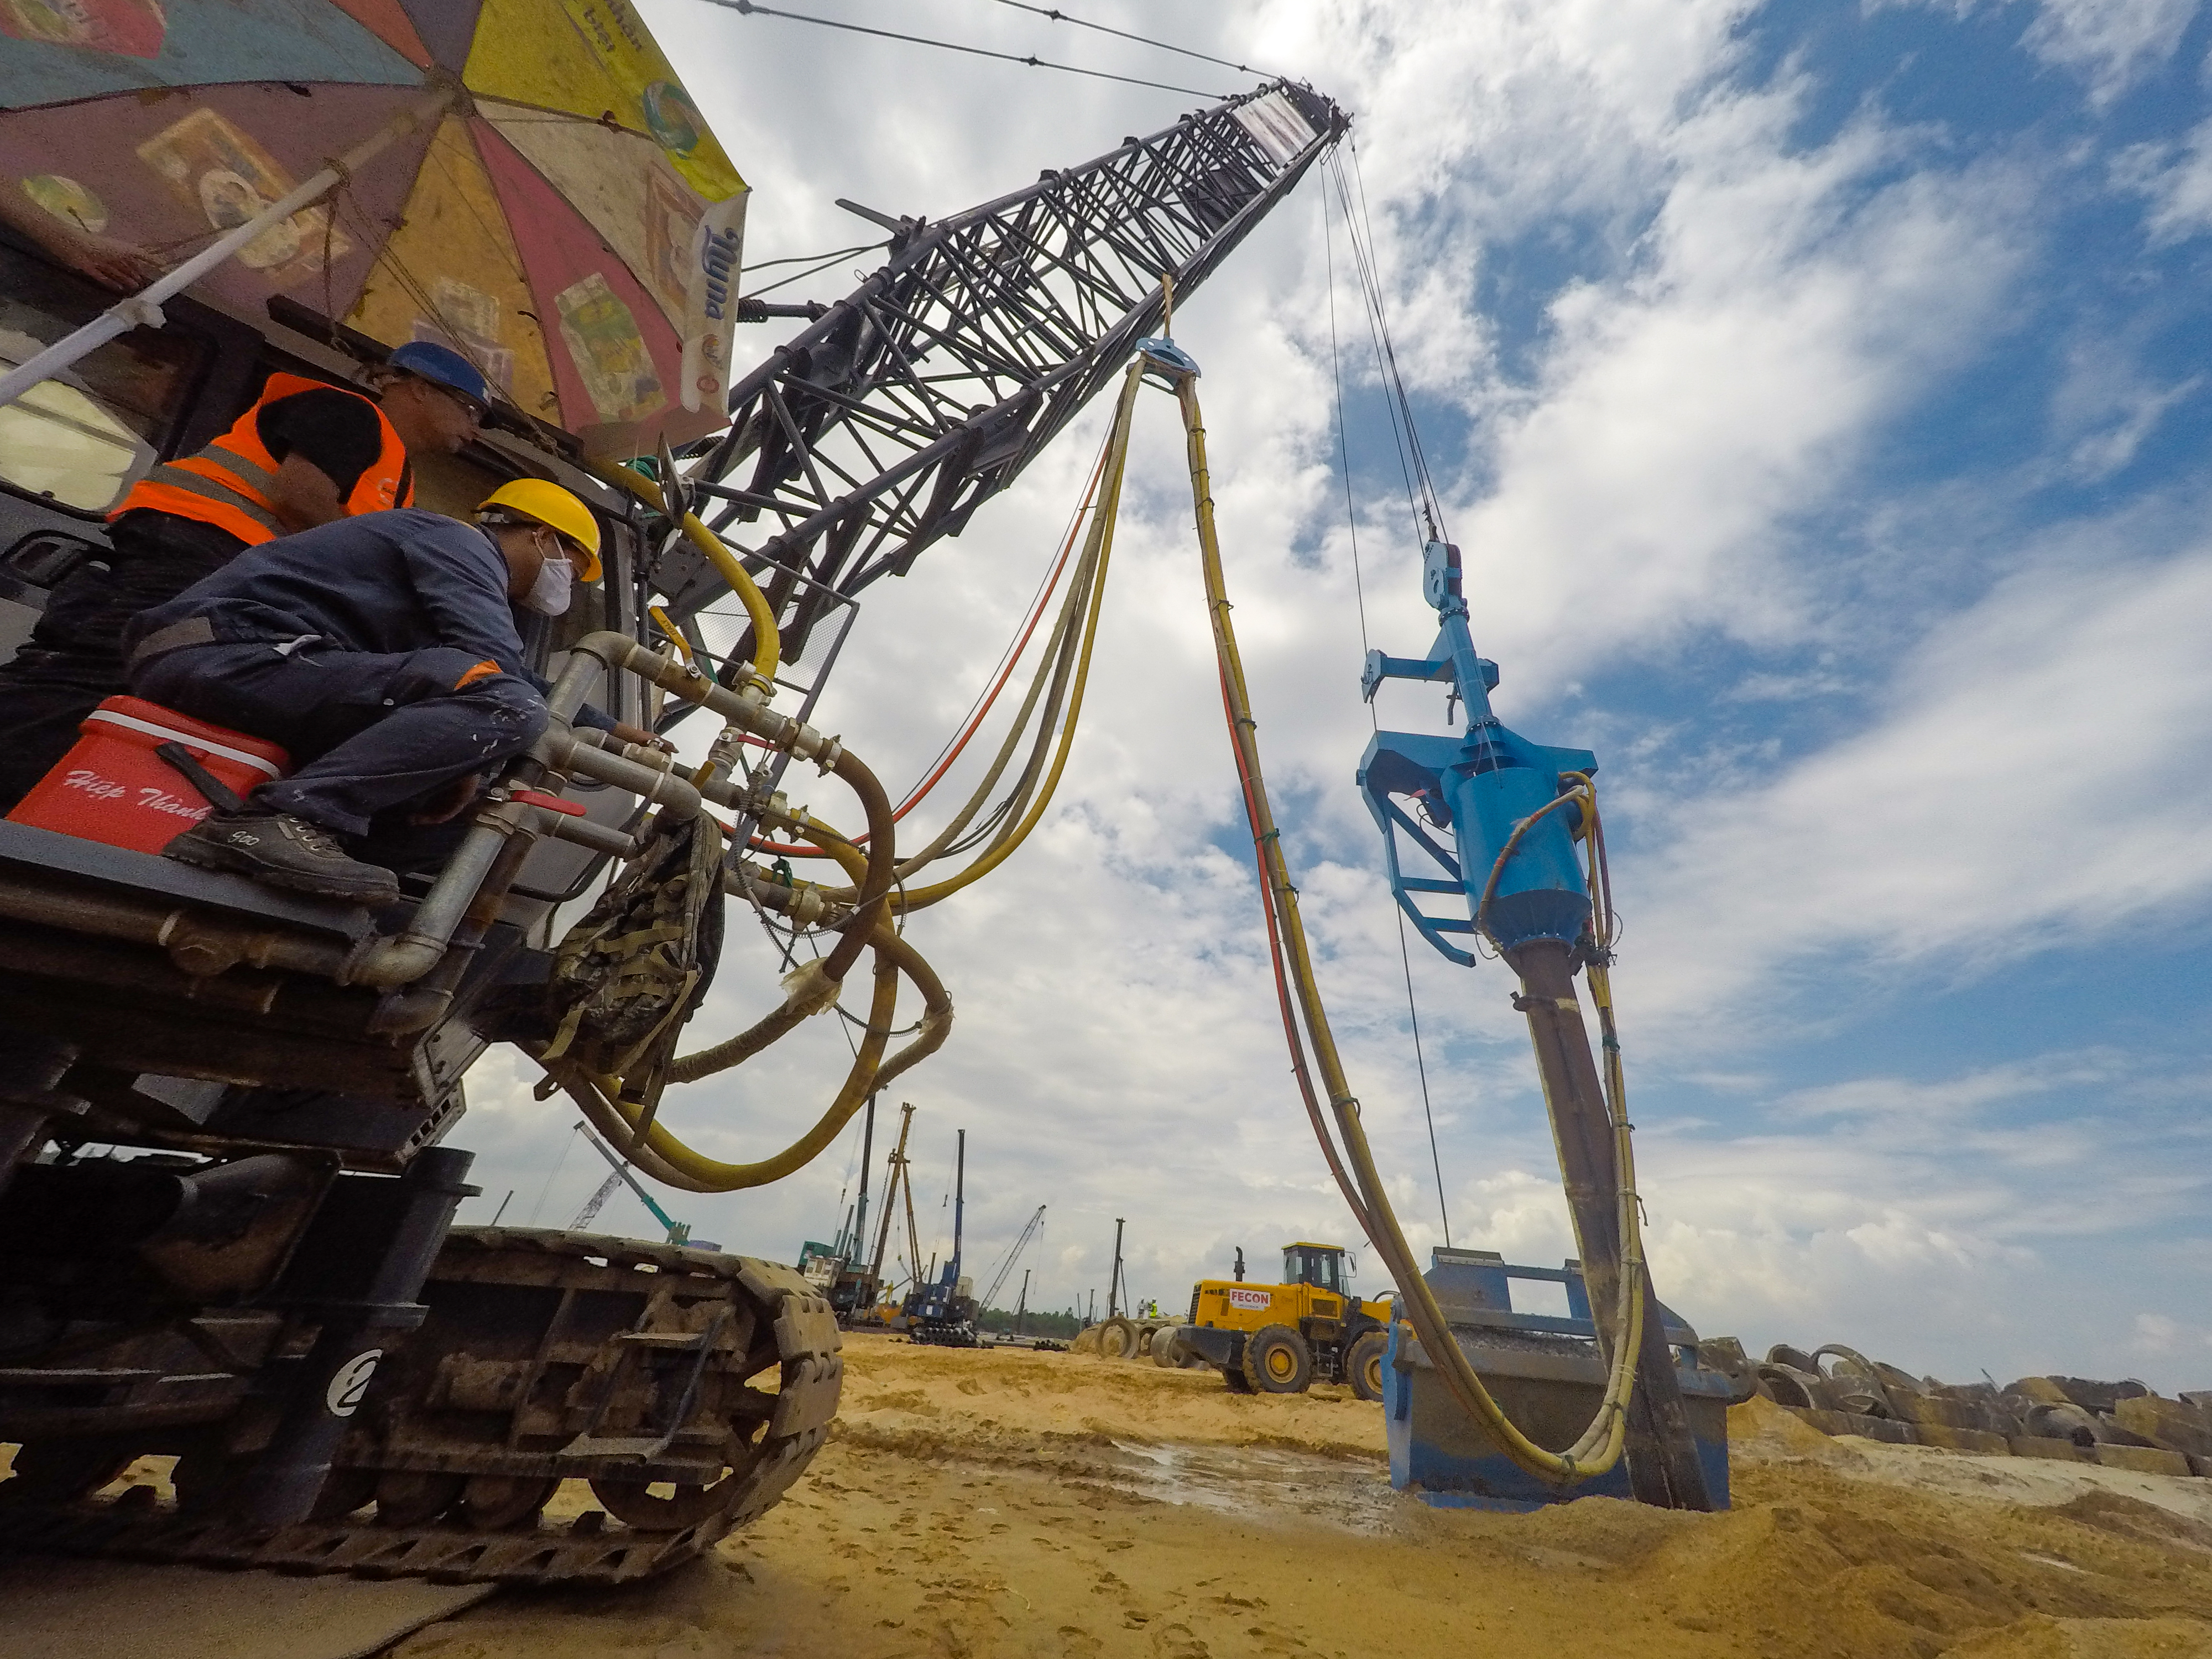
[1357,541,1598,961]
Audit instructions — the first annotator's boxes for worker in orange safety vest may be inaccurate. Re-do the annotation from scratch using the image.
[0,341,490,810]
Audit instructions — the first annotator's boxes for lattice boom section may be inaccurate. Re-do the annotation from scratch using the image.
[664,82,1347,656]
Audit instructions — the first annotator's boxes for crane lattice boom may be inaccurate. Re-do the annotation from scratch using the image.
[664,82,1349,660]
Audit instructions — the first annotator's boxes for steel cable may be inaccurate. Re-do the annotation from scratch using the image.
[1324,174,1454,1247]
[700,0,1233,98]
[985,0,1288,80]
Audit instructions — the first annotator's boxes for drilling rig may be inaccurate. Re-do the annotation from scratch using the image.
[0,44,1345,1586]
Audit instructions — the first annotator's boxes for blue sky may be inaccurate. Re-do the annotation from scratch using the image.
[452,0,2212,1392]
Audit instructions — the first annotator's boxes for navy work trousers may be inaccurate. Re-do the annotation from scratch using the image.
[131,640,547,838]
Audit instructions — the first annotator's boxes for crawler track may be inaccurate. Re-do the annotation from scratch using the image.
[0,1228,842,1585]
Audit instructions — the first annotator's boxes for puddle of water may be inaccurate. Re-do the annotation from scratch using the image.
[1107,1439,1402,1533]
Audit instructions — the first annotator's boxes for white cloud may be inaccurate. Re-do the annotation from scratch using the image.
[2116,116,2212,240]
[1455,122,2028,679]
[1773,1055,2123,1118]
[1913,0,2205,102]
[1618,540,2212,1032]
[2022,0,2201,103]
[2052,359,2203,482]
[2134,1311,2182,1352]
[466,1,2212,1395]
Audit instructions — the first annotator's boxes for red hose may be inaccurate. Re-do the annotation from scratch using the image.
[753,439,1111,858]
[1216,662,1373,1235]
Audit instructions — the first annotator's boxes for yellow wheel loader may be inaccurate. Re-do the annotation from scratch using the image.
[1164,1244,1392,1400]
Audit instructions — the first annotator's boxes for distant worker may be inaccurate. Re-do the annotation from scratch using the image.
[0,341,491,812]
[122,483,665,906]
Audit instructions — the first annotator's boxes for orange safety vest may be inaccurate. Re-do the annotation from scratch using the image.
[111,372,413,545]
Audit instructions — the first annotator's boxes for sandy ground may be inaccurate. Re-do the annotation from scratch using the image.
[393,1333,2212,1659]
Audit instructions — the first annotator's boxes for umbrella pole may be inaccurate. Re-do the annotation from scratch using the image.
[0,81,456,411]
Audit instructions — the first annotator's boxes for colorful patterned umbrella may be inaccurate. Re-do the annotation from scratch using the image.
[0,1,748,455]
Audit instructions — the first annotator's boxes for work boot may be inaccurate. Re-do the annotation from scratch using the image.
[165,809,401,906]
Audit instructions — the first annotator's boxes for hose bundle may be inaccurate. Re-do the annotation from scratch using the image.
[767,361,1143,912]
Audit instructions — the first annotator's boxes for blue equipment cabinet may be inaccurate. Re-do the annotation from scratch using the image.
[1383,1249,1734,1511]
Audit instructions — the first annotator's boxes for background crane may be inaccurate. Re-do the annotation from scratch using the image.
[569,1120,693,1245]
[980,1203,1047,1312]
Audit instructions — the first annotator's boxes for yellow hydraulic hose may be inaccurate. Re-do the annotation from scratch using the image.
[1174,368,1644,1483]
[536,630,911,1189]
[593,460,780,682]
[790,359,1141,912]
[886,363,1140,909]
[552,912,951,1193]
[671,832,883,1082]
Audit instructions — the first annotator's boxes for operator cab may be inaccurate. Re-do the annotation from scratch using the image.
[1281,1241,1348,1296]
[0,227,659,1161]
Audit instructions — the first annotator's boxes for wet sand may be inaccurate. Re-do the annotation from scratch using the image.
[395,1333,2212,1659]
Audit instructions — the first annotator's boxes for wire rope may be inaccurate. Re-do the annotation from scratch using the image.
[523,1123,580,1228]
[1342,139,1447,542]
[744,241,893,300]
[700,0,1234,98]
[1328,154,1426,546]
[985,0,1287,79]
[1323,168,1453,1248]
[745,238,891,273]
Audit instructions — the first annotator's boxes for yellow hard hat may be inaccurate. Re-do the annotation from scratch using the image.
[477,478,603,581]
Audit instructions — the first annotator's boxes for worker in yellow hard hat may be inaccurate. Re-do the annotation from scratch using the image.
[117,487,662,906]
[475,476,606,597]
[0,340,494,813]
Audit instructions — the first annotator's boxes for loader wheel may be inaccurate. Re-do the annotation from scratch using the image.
[1096,1316,1140,1361]
[1347,1332,1389,1402]
[1241,1324,1311,1394]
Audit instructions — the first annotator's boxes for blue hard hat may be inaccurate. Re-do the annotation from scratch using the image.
[387,340,489,409]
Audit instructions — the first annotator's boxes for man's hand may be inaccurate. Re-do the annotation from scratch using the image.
[0,190,166,291]
[68,230,166,291]
[611,721,675,755]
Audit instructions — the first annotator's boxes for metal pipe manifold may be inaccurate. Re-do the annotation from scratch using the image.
[538,729,703,814]
[556,632,845,771]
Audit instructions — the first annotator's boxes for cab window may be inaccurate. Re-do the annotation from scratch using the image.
[1282,1248,1343,1296]
[0,242,205,514]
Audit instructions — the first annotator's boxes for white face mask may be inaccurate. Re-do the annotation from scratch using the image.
[524,552,574,617]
